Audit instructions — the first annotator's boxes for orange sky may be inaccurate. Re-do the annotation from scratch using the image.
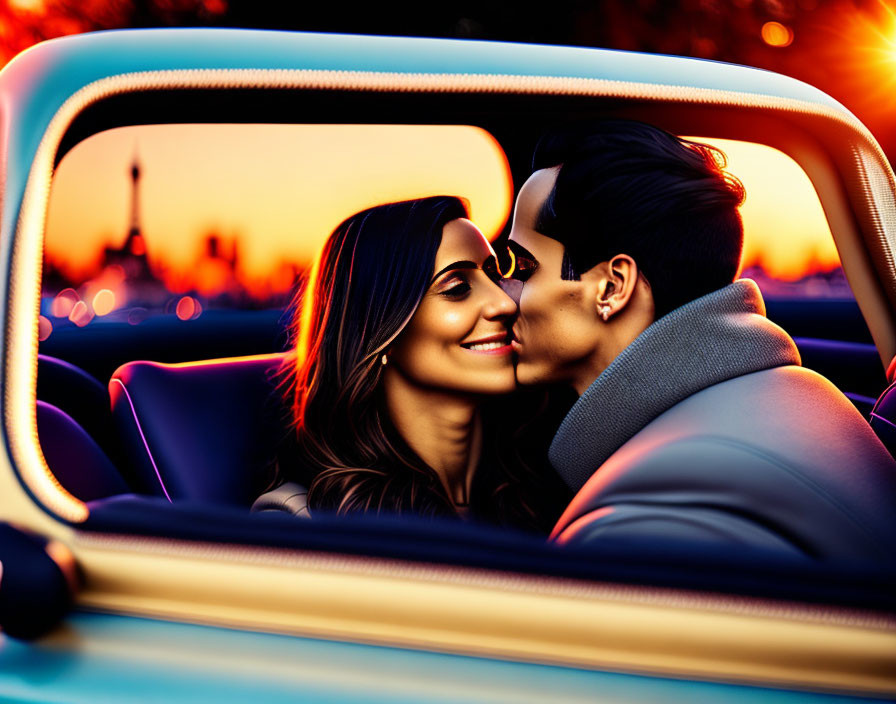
[700,137,839,279]
[44,124,837,300]
[45,124,513,298]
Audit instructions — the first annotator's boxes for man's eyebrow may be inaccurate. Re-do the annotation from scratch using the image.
[430,260,477,284]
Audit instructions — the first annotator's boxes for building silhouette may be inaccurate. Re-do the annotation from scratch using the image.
[42,149,298,318]
[101,151,169,306]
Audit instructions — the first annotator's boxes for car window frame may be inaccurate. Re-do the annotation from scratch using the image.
[3,31,896,697]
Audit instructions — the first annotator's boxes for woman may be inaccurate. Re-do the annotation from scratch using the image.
[265,196,568,530]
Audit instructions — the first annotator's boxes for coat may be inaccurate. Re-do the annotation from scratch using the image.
[549,280,896,563]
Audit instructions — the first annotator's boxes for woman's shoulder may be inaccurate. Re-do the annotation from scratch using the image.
[251,481,311,518]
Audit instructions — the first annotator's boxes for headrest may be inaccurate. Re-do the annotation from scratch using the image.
[37,354,119,463]
[37,400,129,501]
[109,353,290,506]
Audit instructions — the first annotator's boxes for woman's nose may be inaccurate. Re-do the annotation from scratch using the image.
[483,280,518,319]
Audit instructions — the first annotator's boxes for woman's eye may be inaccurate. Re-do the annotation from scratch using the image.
[440,279,472,298]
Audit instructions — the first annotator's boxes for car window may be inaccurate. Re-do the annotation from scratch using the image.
[42,125,876,393]
[698,138,848,300]
[36,122,883,536]
[42,127,847,336]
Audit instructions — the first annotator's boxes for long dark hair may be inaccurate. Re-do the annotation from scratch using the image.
[283,196,569,530]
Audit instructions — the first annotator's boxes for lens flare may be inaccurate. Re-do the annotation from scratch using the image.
[812,0,896,115]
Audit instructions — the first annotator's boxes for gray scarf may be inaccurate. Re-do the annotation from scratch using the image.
[548,280,801,491]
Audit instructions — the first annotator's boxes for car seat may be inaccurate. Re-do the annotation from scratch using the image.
[37,354,125,467]
[37,400,130,501]
[109,353,290,506]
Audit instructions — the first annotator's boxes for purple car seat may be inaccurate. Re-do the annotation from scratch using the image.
[36,354,130,501]
[109,353,290,506]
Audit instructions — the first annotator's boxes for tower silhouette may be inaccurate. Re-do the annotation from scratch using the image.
[105,151,150,272]
[125,152,146,257]
[101,149,168,306]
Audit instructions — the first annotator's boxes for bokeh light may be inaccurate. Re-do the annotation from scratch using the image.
[127,307,149,325]
[50,288,79,318]
[92,288,116,316]
[37,315,52,341]
[202,0,227,13]
[175,295,201,320]
[761,22,794,48]
[130,234,146,256]
[9,0,48,12]
[68,300,93,327]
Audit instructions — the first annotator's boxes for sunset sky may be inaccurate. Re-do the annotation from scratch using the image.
[44,124,836,299]
[706,137,839,280]
[45,124,514,298]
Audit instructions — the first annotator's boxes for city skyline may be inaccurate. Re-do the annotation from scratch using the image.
[44,123,515,302]
[42,124,846,327]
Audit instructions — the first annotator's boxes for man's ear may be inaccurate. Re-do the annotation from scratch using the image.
[585,254,639,321]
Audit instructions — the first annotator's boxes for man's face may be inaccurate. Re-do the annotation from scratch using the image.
[507,168,603,387]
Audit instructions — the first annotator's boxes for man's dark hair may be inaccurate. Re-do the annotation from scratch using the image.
[532,120,746,319]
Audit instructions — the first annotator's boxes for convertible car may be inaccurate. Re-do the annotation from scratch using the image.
[0,28,894,702]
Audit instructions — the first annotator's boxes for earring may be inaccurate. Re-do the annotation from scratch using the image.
[600,306,611,321]
[380,354,388,366]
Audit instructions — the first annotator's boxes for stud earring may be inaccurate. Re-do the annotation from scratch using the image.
[380,354,388,366]
[600,306,611,321]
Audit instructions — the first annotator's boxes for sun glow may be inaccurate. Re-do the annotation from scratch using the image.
[813,0,896,115]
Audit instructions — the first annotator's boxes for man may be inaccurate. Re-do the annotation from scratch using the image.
[502,120,896,562]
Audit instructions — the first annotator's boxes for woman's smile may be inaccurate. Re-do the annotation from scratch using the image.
[461,332,512,355]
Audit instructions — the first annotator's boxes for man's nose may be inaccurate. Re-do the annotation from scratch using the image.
[498,278,523,306]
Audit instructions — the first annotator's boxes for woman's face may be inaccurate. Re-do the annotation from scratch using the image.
[388,218,518,396]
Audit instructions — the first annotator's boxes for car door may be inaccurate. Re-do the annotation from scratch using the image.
[0,28,894,702]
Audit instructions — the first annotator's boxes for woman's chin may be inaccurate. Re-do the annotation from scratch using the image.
[465,369,518,395]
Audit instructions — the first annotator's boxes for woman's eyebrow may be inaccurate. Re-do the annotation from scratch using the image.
[430,260,477,284]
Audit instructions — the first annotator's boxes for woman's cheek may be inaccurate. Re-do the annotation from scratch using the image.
[442,309,465,327]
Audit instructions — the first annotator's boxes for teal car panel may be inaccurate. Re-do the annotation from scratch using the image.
[0,612,887,704]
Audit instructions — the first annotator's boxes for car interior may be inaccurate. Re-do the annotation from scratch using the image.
[29,86,896,610]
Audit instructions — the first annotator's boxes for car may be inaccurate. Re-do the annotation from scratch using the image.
[0,28,894,702]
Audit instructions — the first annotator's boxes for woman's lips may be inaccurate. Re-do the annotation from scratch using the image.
[461,333,512,356]
[465,343,512,356]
